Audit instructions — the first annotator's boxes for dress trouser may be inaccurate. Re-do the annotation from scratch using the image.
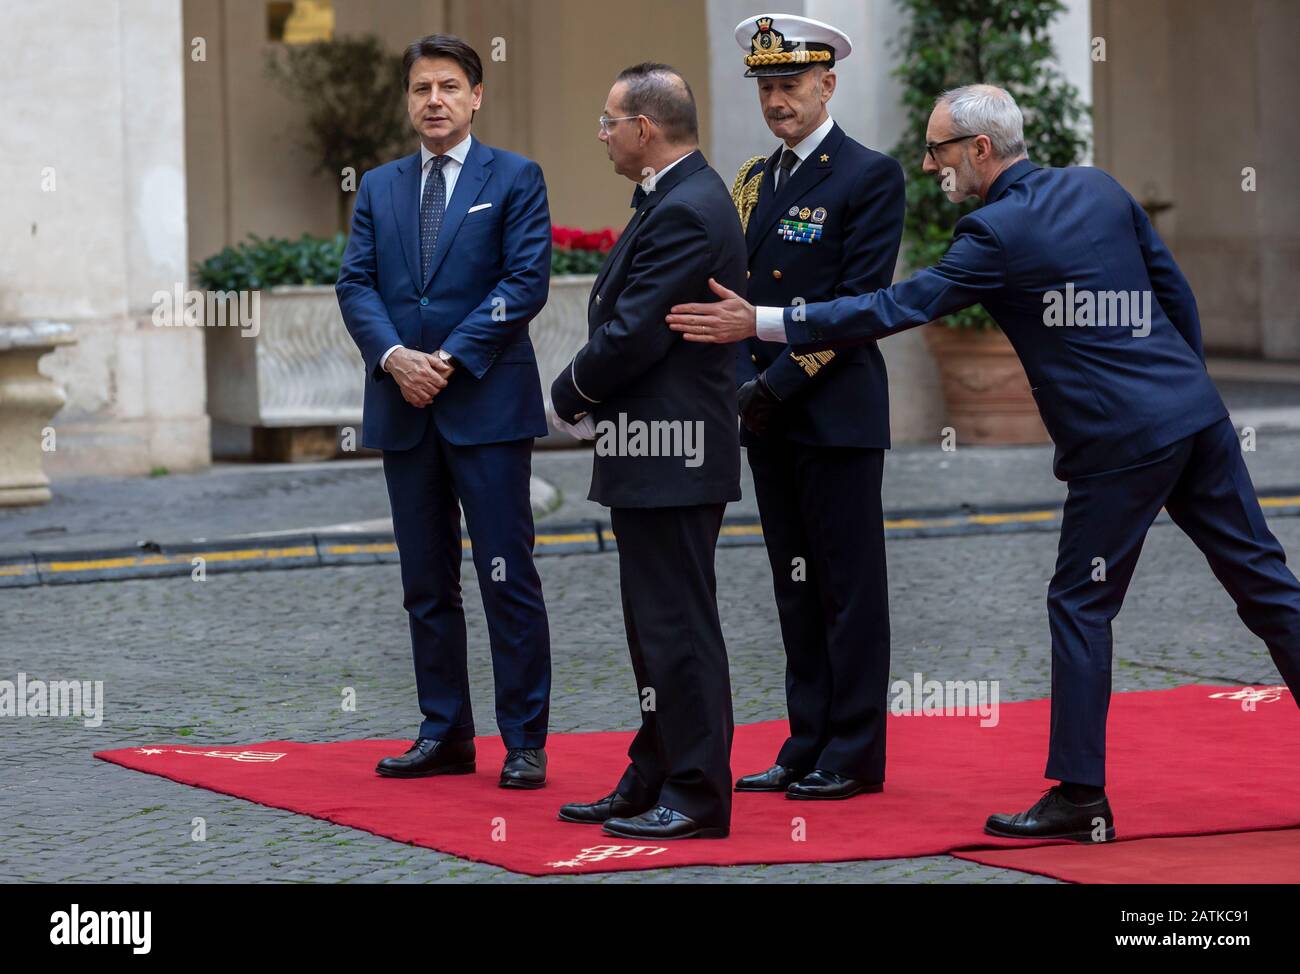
[610,504,734,828]
[1047,417,1300,785]
[382,419,551,747]
[747,439,891,782]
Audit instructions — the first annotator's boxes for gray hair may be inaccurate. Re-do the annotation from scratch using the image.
[936,84,1026,159]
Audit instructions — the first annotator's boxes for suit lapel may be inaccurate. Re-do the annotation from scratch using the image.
[423,139,494,290]
[748,125,843,258]
[590,207,647,311]
[391,150,423,288]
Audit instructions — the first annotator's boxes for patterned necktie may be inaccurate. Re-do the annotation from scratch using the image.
[420,155,449,281]
[776,147,797,192]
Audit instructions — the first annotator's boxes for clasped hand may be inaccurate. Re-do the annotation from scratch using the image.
[387,347,455,407]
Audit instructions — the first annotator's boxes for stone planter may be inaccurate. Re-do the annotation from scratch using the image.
[0,321,78,506]
[205,285,363,460]
[532,274,596,447]
[923,323,1049,446]
[205,277,597,457]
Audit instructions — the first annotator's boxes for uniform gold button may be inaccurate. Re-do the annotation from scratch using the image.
[751,354,758,363]
[746,270,751,279]
[772,269,782,280]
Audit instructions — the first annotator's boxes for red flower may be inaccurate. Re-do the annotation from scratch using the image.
[552,225,620,252]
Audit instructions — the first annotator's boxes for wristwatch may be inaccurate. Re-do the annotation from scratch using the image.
[435,349,455,367]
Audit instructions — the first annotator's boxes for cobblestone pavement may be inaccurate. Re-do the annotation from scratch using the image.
[3,501,1295,883]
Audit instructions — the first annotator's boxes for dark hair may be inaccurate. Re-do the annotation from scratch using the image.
[402,34,483,90]
[614,62,698,143]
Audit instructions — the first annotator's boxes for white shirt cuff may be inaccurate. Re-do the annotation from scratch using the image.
[755,307,788,343]
[380,344,403,371]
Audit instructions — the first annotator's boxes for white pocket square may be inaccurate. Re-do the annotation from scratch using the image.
[468,202,493,213]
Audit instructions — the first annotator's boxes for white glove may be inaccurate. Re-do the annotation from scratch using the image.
[552,412,596,441]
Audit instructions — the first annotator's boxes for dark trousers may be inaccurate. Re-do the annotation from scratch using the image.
[609,504,734,828]
[747,439,891,781]
[1048,416,1300,785]
[382,420,550,747]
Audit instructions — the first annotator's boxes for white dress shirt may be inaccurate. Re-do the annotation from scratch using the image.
[644,148,694,190]
[772,112,835,191]
[757,114,836,342]
[381,132,475,371]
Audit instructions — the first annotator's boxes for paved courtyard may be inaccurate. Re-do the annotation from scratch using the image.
[3,422,1297,883]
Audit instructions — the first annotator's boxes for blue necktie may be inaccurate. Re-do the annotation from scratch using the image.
[420,155,449,281]
[630,185,648,209]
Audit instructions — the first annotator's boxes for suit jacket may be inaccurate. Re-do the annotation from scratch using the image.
[336,137,551,451]
[737,123,905,448]
[551,150,745,508]
[782,160,1229,480]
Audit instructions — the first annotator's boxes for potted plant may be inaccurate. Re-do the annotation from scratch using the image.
[892,0,1089,444]
[265,35,411,233]
[195,233,358,461]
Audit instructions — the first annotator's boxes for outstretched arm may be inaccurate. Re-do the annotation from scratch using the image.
[668,213,1005,348]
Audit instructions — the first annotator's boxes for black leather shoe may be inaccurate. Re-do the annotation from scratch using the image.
[735,764,805,792]
[500,747,547,789]
[786,770,884,800]
[557,790,651,825]
[984,786,1116,842]
[602,805,729,840]
[375,738,475,778]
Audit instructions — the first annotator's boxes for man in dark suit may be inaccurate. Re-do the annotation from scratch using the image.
[336,34,552,788]
[727,14,905,800]
[668,83,1300,840]
[550,63,746,840]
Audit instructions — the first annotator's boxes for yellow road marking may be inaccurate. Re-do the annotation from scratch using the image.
[40,545,317,574]
[1261,496,1300,508]
[322,543,398,555]
[967,510,1057,525]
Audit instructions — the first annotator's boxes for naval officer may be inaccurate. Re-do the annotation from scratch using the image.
[728,14,905,800]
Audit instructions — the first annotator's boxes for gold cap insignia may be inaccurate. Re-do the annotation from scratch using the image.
[750,17,785,55]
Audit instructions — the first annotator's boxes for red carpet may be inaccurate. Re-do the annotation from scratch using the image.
[954,828,1300,883]
[94,685,1299,876]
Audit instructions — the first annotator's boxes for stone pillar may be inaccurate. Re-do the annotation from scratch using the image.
[0,0,209,479]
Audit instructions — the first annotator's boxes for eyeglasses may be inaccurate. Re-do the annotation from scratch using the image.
[925,134,978,161]
[599,113,658,134]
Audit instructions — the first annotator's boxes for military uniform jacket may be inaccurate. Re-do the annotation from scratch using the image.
[735,122,904,448]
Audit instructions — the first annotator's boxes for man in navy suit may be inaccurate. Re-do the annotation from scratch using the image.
[550,63,746,840]
[336,34,552,788]
[668,83,1300,841]
[727,14,904,801]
